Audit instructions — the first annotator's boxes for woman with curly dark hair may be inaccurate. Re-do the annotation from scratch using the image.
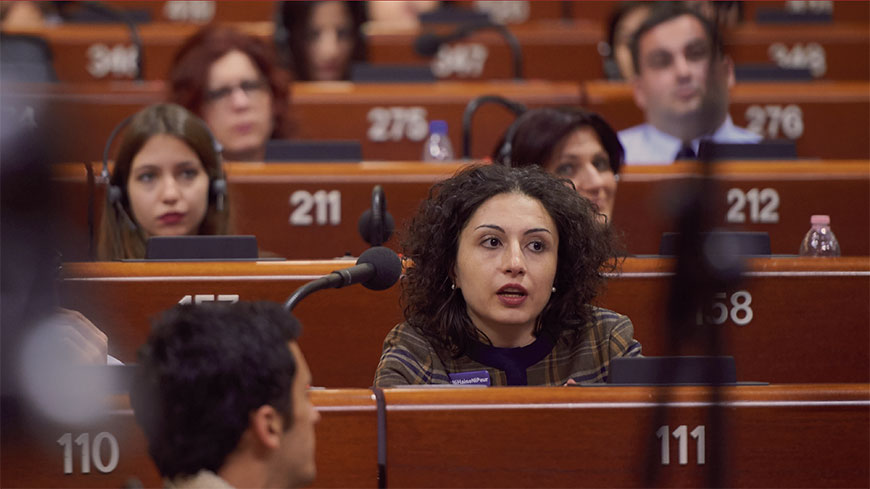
[374,164,641,387]
[168,25,292,162]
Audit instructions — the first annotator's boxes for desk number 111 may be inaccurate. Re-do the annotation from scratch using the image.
[657,425,705,465]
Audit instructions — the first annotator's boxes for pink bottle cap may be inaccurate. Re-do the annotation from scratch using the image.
[810,215,830,225]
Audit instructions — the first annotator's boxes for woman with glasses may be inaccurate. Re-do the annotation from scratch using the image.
[169,25,292,162]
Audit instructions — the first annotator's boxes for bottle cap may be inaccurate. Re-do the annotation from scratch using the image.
[810,215,830,225]
[429,120,448,135]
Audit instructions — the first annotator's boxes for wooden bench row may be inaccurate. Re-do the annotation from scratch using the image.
[53,161,870,261]
[2,384,868,488]
[7,79,869,162]
[5,17,868,82]
[58,257,870,386]
[61,1,870,26]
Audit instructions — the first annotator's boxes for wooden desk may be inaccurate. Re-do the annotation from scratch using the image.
[456,1,870,26]
[596,257,870,384]
[383,384,870,488]
[583,81,870,160]
[52,160,870,262]
[612,161,870,256]
[5,79,580,163]
[0,388,378,489]
[99,0,276,23]
[58,257,870,386]
[3,384,866,488]
[367,20,869,82]
[8,16,866,84]
[58,260,404,387]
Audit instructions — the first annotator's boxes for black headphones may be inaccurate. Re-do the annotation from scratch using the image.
[357,185,395,247]
[100,110,227,232]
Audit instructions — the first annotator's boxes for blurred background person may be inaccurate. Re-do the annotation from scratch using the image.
[366,1,440,29]
[97,103,231,260]
[601,1,654,81]
[276,1,367,81]
[169,25,292,161]
[493,107,624,225]
[375,165,640,387]
[619,3,759,164]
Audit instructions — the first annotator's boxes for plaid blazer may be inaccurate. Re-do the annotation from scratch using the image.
[374,307,642,387]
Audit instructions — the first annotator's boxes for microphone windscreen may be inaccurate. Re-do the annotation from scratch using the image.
[356,246,402,291]
[414,32,443,57]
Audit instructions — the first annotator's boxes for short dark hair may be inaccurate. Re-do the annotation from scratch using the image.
[130,301,302,479]
[278,1,368,81]
[169,25,293,138]
[401,164,621,357]
[629,3,722,75]
[494,107,624,175]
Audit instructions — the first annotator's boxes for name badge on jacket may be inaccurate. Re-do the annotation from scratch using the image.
[449,370,491,386]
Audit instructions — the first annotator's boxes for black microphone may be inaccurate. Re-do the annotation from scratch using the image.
[283,247,402,311]
[461,95,526,159]
[413,22,523,80]
[358,185,395,247]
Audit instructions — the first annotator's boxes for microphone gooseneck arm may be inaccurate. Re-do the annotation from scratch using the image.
[82,1,145,82]
[461,95,526,159]
[417,22,523,80]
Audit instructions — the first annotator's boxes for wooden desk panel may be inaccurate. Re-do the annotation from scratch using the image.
[612,161,870,256]
[3,22,272,83]
[52,160,870,262]
[6,80,580,163]
[0,389,378,489]
[583,81,870,160]
[58,261,404,388]
[723,22,870,80]
[58,258,870,386]
[101,1,276,24]
[742,1,870,24]
[367,20,869,83]
[596,257,870,384]
[366,21,605,82]
[383,384,870,488]
[291,80,581,160]
[459,1,870,26]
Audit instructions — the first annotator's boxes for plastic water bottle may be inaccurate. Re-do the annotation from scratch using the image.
[422,120,455,162]
[799,215,841,257]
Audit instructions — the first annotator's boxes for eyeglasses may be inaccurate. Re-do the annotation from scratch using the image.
[204,79,269,104]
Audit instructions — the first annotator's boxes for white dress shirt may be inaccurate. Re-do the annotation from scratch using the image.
[618,115,762,165]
